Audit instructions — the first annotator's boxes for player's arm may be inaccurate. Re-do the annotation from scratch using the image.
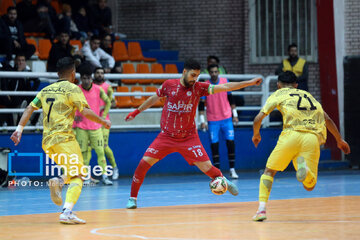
[211,77,262,94]
[80,107,111,129]
[125,94,161,121]
[324,112,350,154]
[252,112,267,148]
[100,88,111,118]
[227,93,238,123]
[10,104,37,146]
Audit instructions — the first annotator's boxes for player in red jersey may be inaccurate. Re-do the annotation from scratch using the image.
[125,59,262,209]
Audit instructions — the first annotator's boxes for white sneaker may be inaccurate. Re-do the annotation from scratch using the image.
[49,177,63,206]
[229,168,239,179]
[59,212,86,224]
[112,167,119,180]
[102,175,113,185]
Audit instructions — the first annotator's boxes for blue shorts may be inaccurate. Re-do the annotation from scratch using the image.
[208,117,234,143]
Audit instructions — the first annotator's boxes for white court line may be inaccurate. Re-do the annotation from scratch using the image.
[91,220,360,239]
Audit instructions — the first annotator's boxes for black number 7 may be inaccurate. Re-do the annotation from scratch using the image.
[46,98,55,122]
[289,94,317,111]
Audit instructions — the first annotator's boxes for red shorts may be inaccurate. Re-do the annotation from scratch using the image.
[143,132,210,165]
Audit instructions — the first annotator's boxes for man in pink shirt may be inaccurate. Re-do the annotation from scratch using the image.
[199,64,239,179]
[124,59,262,209]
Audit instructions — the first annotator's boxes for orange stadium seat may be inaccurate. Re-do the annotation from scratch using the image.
[145,86,164,107]
[165,64,178,73]
[128,42,156,62]
[69,40,82,51]
[26,38,39,56]
[136,63,152,84]
[0,0,15,16]
[38,39,52,60]
[115,86,133,108]
[112,41,129,61]
[121,63,138,84]
[151,63,165,84]
[51,0,62,14]
[131,86,145,107]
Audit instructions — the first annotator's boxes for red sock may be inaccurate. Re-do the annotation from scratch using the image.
[205,166,223,179]
[130,159,152,198]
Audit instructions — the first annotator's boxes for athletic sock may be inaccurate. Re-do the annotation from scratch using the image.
[64,177,83,209]
[104,146,117,168]
[205,166,223,179]
[259,174,274,203]
[130,159,152,198]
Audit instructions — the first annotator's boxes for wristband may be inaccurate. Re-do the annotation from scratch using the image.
[232,109,238,118]
[199,115,205,124]
[16,125,24,133]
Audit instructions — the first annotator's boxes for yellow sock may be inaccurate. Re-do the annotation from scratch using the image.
[259,174,274,202]
[105,146,117,168]
[65,177,83,206]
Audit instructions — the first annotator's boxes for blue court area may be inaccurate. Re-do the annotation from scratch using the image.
[0,169,359,216]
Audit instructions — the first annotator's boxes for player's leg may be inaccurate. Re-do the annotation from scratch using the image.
[208,121,220,169]
[127,156,160,209]
[293,132,320,191]
[89,128,112,185]
[222,118,238,179]
[127,134,170,209]
[46,140,87,224]
[75,128,90,165]
[102,127,118,180]
[180,134,239,196]
[253,131,299,221]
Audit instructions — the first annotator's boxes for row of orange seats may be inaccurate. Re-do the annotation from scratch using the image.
[0,0,62,16]
[121,63,178,84]
[115,86,164,108]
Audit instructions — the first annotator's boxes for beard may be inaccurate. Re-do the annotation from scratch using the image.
[183,75,195,88]
[94,77,104,83]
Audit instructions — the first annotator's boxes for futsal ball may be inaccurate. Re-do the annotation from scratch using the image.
[209,176,228,195]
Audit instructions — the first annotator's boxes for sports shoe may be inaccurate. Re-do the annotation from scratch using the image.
[91,177,100,184]
[252,210,267,221]
[49,177,63,206]
[229,168,239,179]
[59,212,86,224]
[126,197,137,209]
[296,156,307,182]
[102,175,113,185]
[224,177,239,196]
[112,167,119,180]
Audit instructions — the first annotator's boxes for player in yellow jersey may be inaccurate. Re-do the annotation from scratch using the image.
[252,71,350,221]
[10,57,111,224]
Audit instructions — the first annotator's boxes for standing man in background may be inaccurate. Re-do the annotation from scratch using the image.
[275,43,308,91]
[93,67,119,180]
[202,55,227,74]
[199,64,239,179]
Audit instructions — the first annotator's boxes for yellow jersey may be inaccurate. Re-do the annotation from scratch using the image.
[261,87,327,144]
[30,80,89,149]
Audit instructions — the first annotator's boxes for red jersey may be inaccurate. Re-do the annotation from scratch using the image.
[156,79,210,138]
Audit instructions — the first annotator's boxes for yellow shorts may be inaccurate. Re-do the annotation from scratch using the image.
[43,140,87,183]
[266,130,320,180]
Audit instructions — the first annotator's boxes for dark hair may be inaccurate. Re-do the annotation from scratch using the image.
[184,59,201,71]
[56,57,75,73]
[7,6,16,13]
[278,71,298,83]
[207,55,220,63]
[80,65,93,76]
[207,64,219,72]
[94,67,104,73]
[288,43,298,52]
[15,53,26,59]
[90,35,101,41]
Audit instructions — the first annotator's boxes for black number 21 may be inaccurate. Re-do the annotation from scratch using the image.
[46,98,55,122]
[289,94,317,111]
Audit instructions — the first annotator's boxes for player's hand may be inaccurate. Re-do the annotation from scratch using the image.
[103,120,111,129]
[233,116,239,124]
[337,139,351,154]
[200,123,208,131]
[125,109,140,121]
[252,133,261,148]
[251,77,262,86]
[10,131,22,146]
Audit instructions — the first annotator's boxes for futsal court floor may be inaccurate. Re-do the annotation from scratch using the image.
[0,170,359,240]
